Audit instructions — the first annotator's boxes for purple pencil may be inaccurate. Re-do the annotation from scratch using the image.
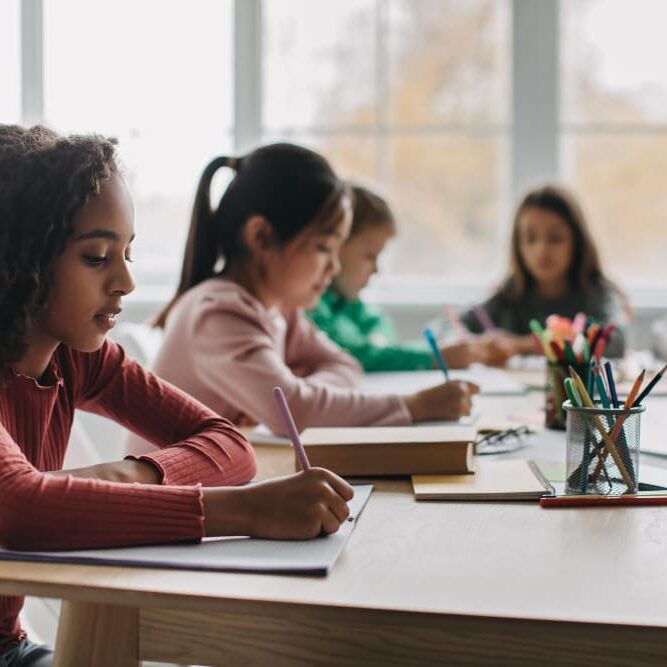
[273,386,311,471]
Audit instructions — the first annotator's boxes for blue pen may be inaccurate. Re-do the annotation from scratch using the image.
[594,373,611,409]
[423,327,449,380]
[586,358,596,400]
[603,361,620,408]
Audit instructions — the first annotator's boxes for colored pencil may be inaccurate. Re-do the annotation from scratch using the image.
[273,386,311,471]
[632,363,667,407]
[423,327,449,380]
[568,367,634,489]
[541,493,667,507]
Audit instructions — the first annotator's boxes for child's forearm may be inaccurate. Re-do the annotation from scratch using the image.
[202,486,251,536]
[512,334,541,355]
[49,459,162,484]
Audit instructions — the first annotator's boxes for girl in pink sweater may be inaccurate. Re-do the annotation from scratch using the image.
[0,125,353,664]
[139,144,477,444]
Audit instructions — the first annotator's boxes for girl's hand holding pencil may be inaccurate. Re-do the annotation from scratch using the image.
[470,334,513,367]
[420,327,480,421]
[438,338,511,369]
[426,324,512,370]
[219,469,355,540]
[403,381,480,423]
[222,386,357,541]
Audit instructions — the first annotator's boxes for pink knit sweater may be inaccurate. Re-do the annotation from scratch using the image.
[0,340,256,651]
[142,279,410,442]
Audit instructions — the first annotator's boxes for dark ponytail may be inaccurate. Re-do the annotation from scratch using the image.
[154,156,238,328]
[154,143,347,328]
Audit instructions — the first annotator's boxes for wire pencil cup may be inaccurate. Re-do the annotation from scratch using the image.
[564,400,644,495]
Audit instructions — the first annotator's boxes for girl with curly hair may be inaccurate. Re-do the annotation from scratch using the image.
[0,125,353,665]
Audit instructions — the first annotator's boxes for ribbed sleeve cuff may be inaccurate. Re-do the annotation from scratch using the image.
[138,448,218,486]
[136,443,256,488]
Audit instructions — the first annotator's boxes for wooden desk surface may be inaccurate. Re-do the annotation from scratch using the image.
[4,391,667,665]
[3,465,667,626]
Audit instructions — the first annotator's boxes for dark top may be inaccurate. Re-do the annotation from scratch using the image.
[460,280,628,357]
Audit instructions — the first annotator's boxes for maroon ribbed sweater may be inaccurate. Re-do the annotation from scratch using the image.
[0,339,256,651]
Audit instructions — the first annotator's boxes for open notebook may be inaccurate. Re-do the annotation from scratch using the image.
[412,460,554,500]
[0,485,373,576]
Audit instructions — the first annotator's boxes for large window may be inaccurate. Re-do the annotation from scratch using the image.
[0,0,21,123]
[43,0,234,292]
[561,0,667,289]
[263,0,511,286]
[6,0,667,302]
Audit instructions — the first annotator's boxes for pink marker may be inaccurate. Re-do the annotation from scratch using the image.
[594,323,616,359]
[572,312,587,335]
[473,305,497,335]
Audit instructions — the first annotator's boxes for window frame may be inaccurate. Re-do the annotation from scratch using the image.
[19,0,666,308]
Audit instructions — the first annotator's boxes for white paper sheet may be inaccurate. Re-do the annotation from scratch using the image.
[360,365,527,396]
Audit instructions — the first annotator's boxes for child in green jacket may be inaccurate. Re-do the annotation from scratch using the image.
[308,184,511,372]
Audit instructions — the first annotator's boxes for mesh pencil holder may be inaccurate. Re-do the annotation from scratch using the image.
[545,361,591,430]
[564,400,645,495]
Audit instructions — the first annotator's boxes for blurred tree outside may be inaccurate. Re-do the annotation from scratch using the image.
[266,0,667,290]
[319,0,509,284]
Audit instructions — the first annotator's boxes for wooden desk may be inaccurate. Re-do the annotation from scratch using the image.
[4,393,667,666]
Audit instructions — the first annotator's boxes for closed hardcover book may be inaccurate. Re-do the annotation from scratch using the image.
[298,425,476,476]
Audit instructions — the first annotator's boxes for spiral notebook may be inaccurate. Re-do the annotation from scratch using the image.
[412,459,554,500]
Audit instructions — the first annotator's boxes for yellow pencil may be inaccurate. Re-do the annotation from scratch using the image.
[568,367,635,489]
[590,369,645,480]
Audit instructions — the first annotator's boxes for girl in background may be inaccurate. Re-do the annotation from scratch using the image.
[138,144,476,446]
[307,183,512,372]
[0,126,353,664]
[460,184,629,357]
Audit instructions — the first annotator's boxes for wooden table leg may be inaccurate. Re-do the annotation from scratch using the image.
[53,600,139,667]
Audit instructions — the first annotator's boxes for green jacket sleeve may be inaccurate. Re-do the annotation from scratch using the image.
[307,292,434,372]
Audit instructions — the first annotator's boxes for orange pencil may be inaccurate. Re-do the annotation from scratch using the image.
[568,367,635,489]
[587,322,600,346]
[623,369,646,410]
[632,363,667,407]
[590,369,645,481]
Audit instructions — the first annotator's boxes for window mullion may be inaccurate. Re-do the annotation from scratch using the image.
[376,0,390,186]
[234,0,262,152]
[511,0,559,200]
[20,0,43,125]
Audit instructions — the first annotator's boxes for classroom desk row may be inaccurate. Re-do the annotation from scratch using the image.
[4,383,667,666]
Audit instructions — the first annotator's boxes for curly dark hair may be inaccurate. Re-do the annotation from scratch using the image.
[0,124,119,368]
